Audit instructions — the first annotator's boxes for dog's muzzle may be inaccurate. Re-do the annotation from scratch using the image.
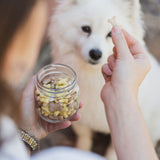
[89,49,102,65]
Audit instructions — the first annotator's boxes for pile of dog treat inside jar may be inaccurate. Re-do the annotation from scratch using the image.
[35,75,79,123]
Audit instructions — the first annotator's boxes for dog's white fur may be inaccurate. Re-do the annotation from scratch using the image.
[49,0,160,159]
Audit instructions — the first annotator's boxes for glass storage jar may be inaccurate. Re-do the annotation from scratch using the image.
[35,64,79,123]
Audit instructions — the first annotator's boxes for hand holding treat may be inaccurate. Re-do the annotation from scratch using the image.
[100,17,157,160]
[102,17,150,98]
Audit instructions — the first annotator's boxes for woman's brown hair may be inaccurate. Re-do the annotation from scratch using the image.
[0,0,38,118]
[0,0,38,64]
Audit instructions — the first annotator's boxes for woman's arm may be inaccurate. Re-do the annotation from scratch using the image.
[105,89,157,160]
[19,76,82,154]
[101,26,158,160]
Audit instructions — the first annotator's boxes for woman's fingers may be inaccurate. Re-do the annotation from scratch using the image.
[41,110,81,132]
[122,29,145,56]
[79,101,83,109]
[113,47,117,57]
[47,121,71,132]
[70,112,81,121]
[102,64,112,76]
[111,26,145,60]
[22,75,36,99]
[45,112,81,132]
[102,64,112,82]
[108,54,116,71]
[111,26,131,59]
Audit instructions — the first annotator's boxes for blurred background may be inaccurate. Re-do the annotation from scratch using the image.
[33,0,160,158]
[141,0,160,62]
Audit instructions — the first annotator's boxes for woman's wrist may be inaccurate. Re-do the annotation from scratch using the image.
[104,88,139,126]
[116,89,138,106]
[115,84,138,98]
[21,126,45,141]
[105,87,138,109]
[20,129,39,151]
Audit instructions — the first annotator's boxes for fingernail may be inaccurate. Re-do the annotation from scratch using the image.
[79,101,83,106]
[67,121,72,126]
[103,64,108,72]
[64,121,71,127]
[103,64,109,73]
[102,64,112,76]
[113,25,121,34]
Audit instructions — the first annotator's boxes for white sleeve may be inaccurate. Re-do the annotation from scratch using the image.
[31,146,106,160]
[0,117,106,160]
[0,116,29,160]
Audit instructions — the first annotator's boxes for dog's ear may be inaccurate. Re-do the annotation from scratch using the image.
[122,0,142,21]
[122,0,139,4]
[116,0,142,23]
[116,0,144,40]
[119,0,141,12]
[74,0,89,4]
[57,0,75,5]
[53,0,78,13]
[57,0,87,6]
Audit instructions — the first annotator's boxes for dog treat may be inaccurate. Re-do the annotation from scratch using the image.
[108,16,123,30]
[108,16,117,26]
[35,77,79,122]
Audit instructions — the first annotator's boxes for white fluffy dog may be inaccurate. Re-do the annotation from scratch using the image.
[49,0,160,159]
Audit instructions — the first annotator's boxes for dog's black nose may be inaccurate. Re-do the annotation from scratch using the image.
[89,49,102,61]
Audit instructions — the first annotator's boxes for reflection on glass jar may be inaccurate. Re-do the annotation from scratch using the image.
[35,64,79,123]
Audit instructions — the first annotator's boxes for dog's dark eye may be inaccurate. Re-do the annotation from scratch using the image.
[81,26,91,34]
[106,31,112,38]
